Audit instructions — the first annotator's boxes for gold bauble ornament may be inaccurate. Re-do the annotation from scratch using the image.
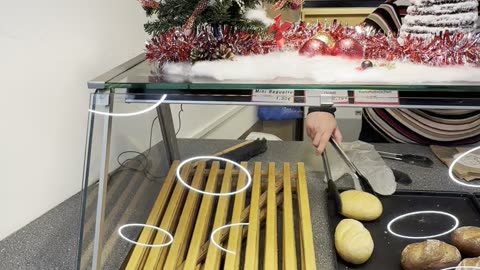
[313,32,335,48]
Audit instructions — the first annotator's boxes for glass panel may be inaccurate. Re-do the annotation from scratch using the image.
[77,93,101,270]
[117,90,480,110]
[77,92,171,269]
[101,57,480,92]
[78,91,480,270]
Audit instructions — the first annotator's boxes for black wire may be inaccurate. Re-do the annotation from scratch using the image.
[176,104,184,136]
[113,105,184,181]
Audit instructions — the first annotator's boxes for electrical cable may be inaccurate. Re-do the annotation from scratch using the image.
[112,105,184,181]
[176,104,184,136]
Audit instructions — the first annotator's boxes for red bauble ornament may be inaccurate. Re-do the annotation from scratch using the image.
[313,32,335,48]
[332,38,364,60]
[299,39,330,57]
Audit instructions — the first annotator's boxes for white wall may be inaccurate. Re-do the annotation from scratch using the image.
[0,1,257,241]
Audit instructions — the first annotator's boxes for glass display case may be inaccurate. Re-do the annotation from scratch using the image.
[78,53,480,270]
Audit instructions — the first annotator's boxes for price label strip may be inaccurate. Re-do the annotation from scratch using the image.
[251,89,295,103]
[354,90,400,105]
[305,90,349,106]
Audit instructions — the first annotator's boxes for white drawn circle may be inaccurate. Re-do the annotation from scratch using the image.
[387,210,459,240]
[454,152,480,169]
[89,94,167,117]
[210,223,249,254]
[441,266,480,270]
[449,146,480,188]
[118,223,173,248]
[176,156,252,196]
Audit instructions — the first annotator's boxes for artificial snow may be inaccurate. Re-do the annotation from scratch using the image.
[162,51,480,83]
[244,6,274,26]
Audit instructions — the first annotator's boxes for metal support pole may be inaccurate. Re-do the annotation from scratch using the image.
[91,91,114,270]
[76,93,97,270]
[156,103,180,165]
[294,108,305,141]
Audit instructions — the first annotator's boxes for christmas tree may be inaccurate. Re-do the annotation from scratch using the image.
[139,0,299,35]
[399,0,478,40]
[139,0,480,67]
[140,0,303,63]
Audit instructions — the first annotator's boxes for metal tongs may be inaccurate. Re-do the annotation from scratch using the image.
[329,137,378,196]
[322,150,342,213]
[377,151,434,168]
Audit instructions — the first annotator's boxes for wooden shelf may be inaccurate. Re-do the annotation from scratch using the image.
[124,161,317,269]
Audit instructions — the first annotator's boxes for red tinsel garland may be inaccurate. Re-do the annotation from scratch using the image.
[215,26,265,55]
[145,26,266,64]
[139,0,160,9]
[146,29,195,63]
[362,30,480,66]
[146,22,480,67]
[272,0,305,10]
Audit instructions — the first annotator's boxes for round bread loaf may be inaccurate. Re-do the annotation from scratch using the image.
[401,240,461,270]
[451,226,480,257]
[334,219,374,264]
[340,190,383,221]
[458,256,480,267]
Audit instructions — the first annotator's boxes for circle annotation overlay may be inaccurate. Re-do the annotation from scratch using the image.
[176,156,252,196]
[453,153,480,169]
[210,223,249,254]
[89,94,167,117]
[387,210,459,240]
[118,223,173,248]
[449,146,480,188]
[441,266,480,270]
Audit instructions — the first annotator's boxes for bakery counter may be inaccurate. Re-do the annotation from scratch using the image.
[180,139,477,269]
[3,139,472,269]
[66,139,476,269]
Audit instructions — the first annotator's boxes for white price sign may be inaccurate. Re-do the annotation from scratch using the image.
[305,90,349,105]
[354,90,399,105]
[251,89,295,103]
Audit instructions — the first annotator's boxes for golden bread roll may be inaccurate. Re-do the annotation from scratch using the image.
[340,190,383,221]
[451,226,480,257]
[401,240,461,270]
[458,257,480,267]
[334,219,374,264]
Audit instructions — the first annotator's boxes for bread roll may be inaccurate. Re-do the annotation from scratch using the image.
[401,240,461,270]
[451,226,480,257]
[335,219,374,264]
[458,257,480,267]
[340,190,383,221]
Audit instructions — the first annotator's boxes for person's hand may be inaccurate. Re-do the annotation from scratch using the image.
[306,111,343,155]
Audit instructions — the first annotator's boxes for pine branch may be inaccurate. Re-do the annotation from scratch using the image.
[145,7,156,16]
[143,0,271,36]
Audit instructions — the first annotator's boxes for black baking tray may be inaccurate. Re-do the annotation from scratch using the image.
[327,190,480,270]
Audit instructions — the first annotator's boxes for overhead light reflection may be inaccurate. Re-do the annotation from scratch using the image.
[439,267,480,270]
[89,94,167,117]
[387,210,459,240]
[118,223,173,248]
[210,223,249,254]
[176,156,252,196]
[448,145,480,188]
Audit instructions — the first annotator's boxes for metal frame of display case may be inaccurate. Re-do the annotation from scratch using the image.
[81,53,480,270]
